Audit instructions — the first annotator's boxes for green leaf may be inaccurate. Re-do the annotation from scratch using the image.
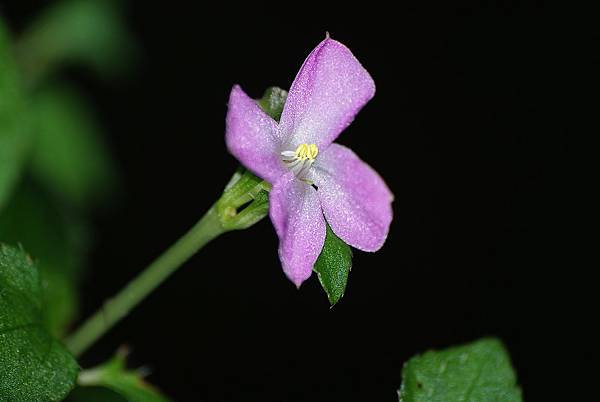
[16,0,137,83]
[314,224,353,306]
[0,244,79,401]
[398,338,523,402]
[78,350,171,402]
[0,182,88,337]
[256,86,288,121]
[30,84,116,208]
[0,19,31,213]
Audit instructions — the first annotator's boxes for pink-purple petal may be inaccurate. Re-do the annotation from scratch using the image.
[269,172,326,287]
[225,85,286,184]
[278,38,376,150]
[314,144,393,252]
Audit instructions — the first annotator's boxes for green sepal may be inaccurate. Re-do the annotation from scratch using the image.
[398,338,523,402]
[314,224,353,306]
[222,188,270,231]
[216,169,270,231]
[77,348,171,402]
[0,244,79,401]
[256,86,288,121]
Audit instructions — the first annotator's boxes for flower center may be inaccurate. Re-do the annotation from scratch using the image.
[281,143,319,178]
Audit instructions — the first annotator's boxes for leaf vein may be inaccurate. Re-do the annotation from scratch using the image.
[462,356,485,401]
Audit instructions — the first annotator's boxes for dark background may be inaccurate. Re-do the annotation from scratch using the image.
[3,2,577,401]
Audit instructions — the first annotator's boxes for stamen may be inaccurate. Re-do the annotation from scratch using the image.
[308,144,318,159]
[281,143,319,179]
[296,159,314,178]
[281,150,297,161]
[293,143,318,160]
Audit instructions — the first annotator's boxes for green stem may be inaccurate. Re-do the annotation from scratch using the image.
[65,206,225,357]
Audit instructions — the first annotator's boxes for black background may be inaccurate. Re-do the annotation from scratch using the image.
[2,2,578,401]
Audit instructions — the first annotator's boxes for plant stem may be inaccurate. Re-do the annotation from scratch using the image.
[65,206,225,357]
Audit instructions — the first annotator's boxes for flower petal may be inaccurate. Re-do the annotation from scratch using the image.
[269,172,326,287]
[225,85,286,183]
[279,37,375,150]
[314,144,393,252]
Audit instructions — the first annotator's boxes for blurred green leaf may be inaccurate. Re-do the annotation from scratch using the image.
[398,338,523,402]
[0,244,79,401]
[0,18,31,213]
[0,182,88,337]
[66,386,128,402]
[314,224,352,306]
[16,0,136,83]
[256,86,288,121]
[78,350,171,402]
[30,84,117,208]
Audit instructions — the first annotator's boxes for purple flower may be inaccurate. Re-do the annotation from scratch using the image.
[225,37,393,287]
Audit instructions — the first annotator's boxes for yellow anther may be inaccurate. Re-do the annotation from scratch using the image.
[294,143,318,160]
[295,143,307,159]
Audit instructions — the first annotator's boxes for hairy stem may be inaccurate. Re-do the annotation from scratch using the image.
[65,206,225,357]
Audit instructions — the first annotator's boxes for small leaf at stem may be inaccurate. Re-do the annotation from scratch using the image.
[256,86,288,121]
[398,338,523,402]
[77,349,171,402]
[314,224,353,306]
[0,244,79,401]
